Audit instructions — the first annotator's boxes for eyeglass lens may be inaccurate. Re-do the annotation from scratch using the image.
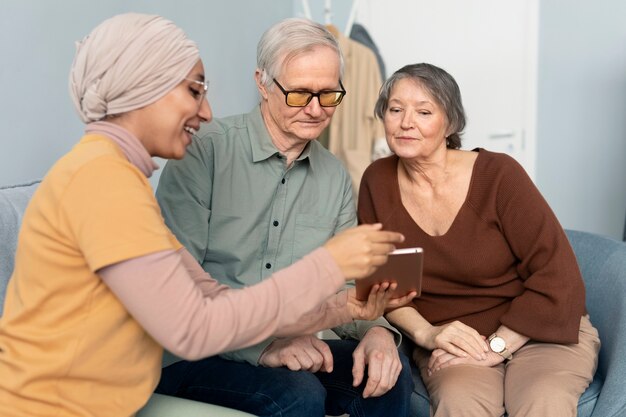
[286,91,344,107]
[186,78,209,103]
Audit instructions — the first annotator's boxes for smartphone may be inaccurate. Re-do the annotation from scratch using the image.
[355,247,423,301]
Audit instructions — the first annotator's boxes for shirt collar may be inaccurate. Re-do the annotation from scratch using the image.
[247,105,317,170]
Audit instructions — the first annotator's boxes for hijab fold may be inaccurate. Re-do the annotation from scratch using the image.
[69,13,199,123]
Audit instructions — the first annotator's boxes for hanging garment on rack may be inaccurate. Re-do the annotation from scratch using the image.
[349,23,386,81]
[327,26,385,197]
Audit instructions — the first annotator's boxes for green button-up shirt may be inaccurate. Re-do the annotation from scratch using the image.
[157,106,400,364]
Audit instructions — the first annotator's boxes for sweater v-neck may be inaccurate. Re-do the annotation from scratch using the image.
[392,149,482,238]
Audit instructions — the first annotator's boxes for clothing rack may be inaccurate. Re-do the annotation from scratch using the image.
[344,0,360,35]
[324,0,332,25]
[300,0,359,35]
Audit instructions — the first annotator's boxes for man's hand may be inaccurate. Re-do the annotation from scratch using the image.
[346,283,416,321]
[352,327,402,398]
[258,335,333,373]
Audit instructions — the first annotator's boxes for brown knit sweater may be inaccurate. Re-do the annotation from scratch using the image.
[358,149,586,343]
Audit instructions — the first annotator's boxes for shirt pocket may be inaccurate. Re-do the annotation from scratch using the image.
[292,214,337,261]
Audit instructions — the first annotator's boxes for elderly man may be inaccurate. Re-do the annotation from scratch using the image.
[155,18,413,417]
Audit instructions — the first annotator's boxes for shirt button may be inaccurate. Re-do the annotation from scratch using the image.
[273,220,279,227]
[265,263,272,269]
[281,178,285,184]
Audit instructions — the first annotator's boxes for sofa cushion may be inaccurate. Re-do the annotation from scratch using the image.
[0,180,40,312]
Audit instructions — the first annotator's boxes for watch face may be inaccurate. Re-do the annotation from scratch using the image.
[490,337,506,353]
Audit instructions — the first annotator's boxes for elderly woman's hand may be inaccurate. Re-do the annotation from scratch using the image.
[425,321,490,361]
[424,348,504,376]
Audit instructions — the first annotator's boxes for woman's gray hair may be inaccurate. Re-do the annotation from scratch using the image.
[374,63,466,149]
[256,18,344,87]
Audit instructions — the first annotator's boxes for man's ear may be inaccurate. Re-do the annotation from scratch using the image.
[255,69,269,100]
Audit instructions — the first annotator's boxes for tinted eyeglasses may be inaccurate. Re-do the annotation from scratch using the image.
[272,78,346,107]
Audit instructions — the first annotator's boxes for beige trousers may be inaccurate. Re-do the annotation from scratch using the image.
[414,316,600,417]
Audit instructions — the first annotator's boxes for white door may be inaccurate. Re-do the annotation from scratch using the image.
[355,0,538,178]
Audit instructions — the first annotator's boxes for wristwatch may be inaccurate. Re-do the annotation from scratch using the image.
[488,334,512,360]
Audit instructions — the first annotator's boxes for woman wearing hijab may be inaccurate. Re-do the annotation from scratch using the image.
[0,13,410,417]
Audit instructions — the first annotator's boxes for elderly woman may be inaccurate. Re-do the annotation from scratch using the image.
[0,14,410,417]
[358,63,600,417]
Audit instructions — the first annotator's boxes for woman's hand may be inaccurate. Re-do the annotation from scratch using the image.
[324,224,404,281]
[346,283,417,321]
[425,348,504,376]
[424,321,490,361]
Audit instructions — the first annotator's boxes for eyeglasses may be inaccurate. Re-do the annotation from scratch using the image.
[185,78,209,105]
[272,78,346,107]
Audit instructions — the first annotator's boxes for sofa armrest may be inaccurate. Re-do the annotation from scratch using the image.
[0,180,41,312]
[565,229,626,417]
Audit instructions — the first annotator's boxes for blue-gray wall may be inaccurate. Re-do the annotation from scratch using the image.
[0,0,291,187]
[537,1,626,239]
[2,1,625,239]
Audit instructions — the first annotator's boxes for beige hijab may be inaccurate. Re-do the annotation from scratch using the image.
[69,13,199,123]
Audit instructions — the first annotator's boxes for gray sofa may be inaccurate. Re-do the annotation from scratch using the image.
[2,180,626,416]
[0,180,254,417]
